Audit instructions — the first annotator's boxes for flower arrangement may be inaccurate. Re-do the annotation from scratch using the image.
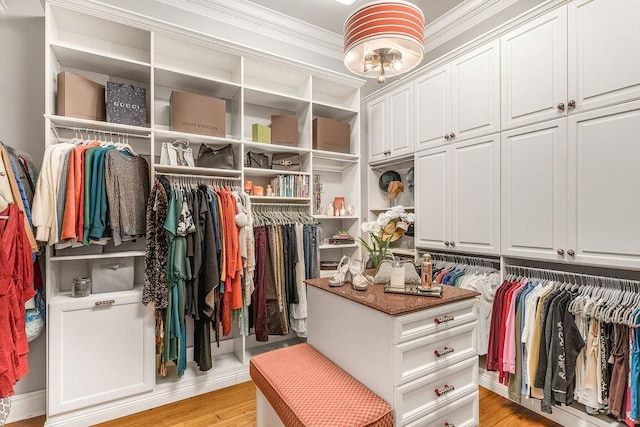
[359,206,415,269]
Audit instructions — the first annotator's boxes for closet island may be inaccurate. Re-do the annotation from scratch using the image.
[305,278,480,426]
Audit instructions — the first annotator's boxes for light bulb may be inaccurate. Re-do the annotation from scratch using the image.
[392,59,402,71]
[377,67,386,84]
[364,62,373,72]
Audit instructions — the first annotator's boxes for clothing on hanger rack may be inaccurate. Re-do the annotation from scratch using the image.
[486,265,640,424]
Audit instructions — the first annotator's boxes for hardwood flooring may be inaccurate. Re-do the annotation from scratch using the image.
[7,384,561,426]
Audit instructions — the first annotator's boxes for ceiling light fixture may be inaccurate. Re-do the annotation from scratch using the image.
[343,0,425,84]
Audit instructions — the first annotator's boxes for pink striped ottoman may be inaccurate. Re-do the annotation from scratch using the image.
[250,343,393,427]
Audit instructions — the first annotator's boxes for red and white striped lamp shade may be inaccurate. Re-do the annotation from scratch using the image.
[343,0,425,80]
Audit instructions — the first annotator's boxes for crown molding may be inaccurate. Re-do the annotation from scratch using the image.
[424,0,520,52]
[156,0,344,61]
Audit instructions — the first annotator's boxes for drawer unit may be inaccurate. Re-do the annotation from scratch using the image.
[395,356,479,426]
[394,321,478,386]
[395,298,478,344]
[405,391,479,427]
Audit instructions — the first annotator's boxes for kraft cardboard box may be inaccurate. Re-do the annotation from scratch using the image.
[57,71,106,121]
[170,90,226,137]
[313,117,350,153]
[271,114,298,147]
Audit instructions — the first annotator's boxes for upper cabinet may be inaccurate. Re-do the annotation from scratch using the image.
[502,0,640,130]
[415,40,500,152]
[501,7,568,130]
[367,83,414,164]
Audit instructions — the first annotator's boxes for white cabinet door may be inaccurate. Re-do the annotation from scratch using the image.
[389,84,414,158]
[48,292,155,415]
[501,119,568,261]
[368,96,388,163]
[451,39,500,142]
[567,100,640,268]
[568,0,640,113]
[501,7,568,130]
[415,146,451,250]
[451,134,501,255]
[415,66,450,151]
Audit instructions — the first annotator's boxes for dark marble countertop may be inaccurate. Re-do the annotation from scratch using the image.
[305,278,480,316]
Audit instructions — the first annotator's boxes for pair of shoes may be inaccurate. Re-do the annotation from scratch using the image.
[348,258,372,291]
[329,256,351,287]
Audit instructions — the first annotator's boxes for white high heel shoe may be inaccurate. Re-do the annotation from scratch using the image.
[329,256,351,287]
[348,258,371,291]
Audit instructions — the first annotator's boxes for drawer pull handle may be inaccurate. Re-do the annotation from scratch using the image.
[434,315,454,325]
[95,299,115,306]
[444,423,455,427]
[434,346,455,358]
[435,384,455,397]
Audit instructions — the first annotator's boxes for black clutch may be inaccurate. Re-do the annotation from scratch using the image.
[196,144,235,169]
[245,151,270,169]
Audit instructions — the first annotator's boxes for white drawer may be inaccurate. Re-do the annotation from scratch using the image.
[404,391,479,427]
[395,321,478,385]
[394,357,478,426]
[394,298,478,344]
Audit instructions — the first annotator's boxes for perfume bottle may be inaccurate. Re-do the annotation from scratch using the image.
[421,254,433,288]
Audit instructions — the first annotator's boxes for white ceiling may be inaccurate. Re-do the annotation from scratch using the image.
[0,0,43,17]
[245,0,466,34]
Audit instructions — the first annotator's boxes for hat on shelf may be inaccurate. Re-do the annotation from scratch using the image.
[379,220,409,243]
[387,180,404,200]
[378,170,402,192]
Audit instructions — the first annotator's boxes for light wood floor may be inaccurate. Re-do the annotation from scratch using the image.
[7,384,561,427]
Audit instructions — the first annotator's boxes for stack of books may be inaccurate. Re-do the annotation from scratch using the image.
[328,232,355,245]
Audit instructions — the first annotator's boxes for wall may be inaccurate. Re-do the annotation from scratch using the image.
[0,14,47,396]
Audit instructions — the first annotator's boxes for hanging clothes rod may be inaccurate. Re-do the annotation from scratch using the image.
[427,251,500,265]
[252,203,310,207]
[503,264,640,289]
[155,172,241,181]
[50,124,151,139]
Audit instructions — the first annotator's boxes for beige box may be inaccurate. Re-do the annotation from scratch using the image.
[313,117,350,153]
[271,114,298,147]
[170,90,226,137]
[56,71,106,121]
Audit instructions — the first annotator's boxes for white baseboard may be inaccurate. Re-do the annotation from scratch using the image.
[5,389,46,424]
[478,368,618,427]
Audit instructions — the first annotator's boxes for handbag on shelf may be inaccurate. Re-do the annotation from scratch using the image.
[271,153,300,171]
[196,143,235,169]
[373,259,421,285]
[245,151,270,169]
[160,139,195,167]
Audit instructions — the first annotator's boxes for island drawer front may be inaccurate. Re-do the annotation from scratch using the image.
[395,357,478,426]
[404,390,479,427]
[394,321,478,386]
[394,298,478,344]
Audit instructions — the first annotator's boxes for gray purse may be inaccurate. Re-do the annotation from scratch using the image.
[373,260,421,285]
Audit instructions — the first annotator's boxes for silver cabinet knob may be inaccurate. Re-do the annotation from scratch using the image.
[557,249,565,255]
[444,241,450,246]
[450,241,456,247]
[567,249,575,256]
[444,134,450,140]
[449,132,455,139]
[568,100,576,109]
[557,103,565,111]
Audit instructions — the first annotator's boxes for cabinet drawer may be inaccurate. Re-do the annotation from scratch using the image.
[405,391,479,427]
[394,357,478,426]
[394,298,477,344]
[395,321,477,386]
[48,290,155,415]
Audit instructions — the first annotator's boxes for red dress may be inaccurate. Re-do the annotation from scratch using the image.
[0,204,35,397]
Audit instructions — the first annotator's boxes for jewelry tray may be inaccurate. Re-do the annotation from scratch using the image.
[383,282,443,298]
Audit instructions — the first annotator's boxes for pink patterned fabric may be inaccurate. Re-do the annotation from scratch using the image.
[250,343,393,427]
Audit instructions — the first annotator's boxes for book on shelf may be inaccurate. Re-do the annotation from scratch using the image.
[269,174,309,198]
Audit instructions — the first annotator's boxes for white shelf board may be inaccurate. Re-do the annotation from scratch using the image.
[312,150,359,172]
[154,164,241,177]
[46,114,151,137]
[370,206,415,214]
[243,140,311,154]
[312,149,358,162]
[312,101,358,122]
[49,283,143,305]
[319,243,358,250]
[154,128,241,146]
[244,337,306,360]
[249,196,310,203]
[154,65,240,100]
[50,250,145,262]
[51,42,150,83]
[313,215,359,220]
[244,167,310,177]
[244,86,309,112]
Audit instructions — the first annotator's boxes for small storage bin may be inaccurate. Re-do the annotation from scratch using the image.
[90,257,135,294]
[54,244,104,257]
